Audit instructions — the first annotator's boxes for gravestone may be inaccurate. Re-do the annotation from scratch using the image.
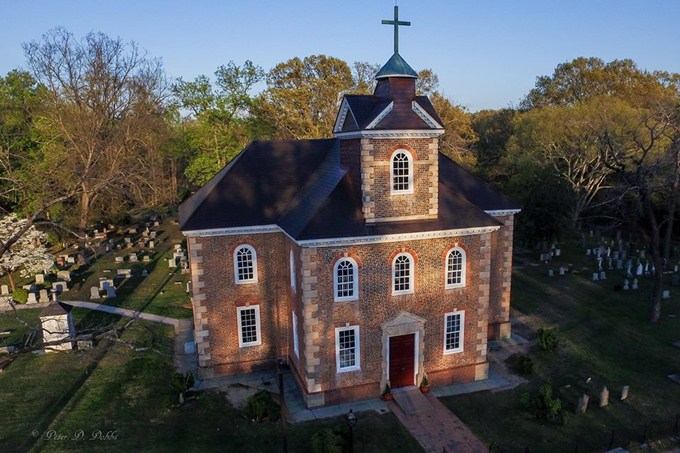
[632,279,639,290]
[99,278,114,291]
[57,270,71,282]
[90,286,101,300]
[599,271,607,280]
[39,289,49,303]
[117,269,132,278]
[599,386,609,407]
[148,241,155,249]
[27,292,38,304]
[186,282,191,294]
[662,290,670,299]
[143,255,151,262]
[636,263,643,276]
[586,249,592,256]
[576,394,590,414]
[620,385,629,400]
[592,272,599,281]
[115,256,125,263]
[129,253,138,263]
[66,256,76,265]
[35,274,45,285]
[141,269,148,277]
[547,269,554,277]
[616,260,623,270]
[105,286,116,298]
[1,285,8,296]
[613,251,620,260]
[52,281,68,293]
[559,267,566,276]
[150,232,156,239]
[128,227,137,234]
[554,248,561,257]
[623,279,630,290]
[168,258,176,268]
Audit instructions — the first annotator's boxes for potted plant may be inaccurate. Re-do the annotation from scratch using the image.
[382,382,393,401]
[419,374,430,393]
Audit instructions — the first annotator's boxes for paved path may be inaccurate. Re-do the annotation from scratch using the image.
[60,300,184,332]
[390,388,487,453]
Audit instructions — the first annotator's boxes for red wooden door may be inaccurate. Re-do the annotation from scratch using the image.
[389,334,415,388]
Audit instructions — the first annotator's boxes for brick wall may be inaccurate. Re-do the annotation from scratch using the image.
[487,214,515,339]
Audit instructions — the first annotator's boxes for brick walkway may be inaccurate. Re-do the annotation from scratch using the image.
[390,388,486,453]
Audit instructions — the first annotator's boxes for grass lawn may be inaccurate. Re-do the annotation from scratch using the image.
[443,242,680,452]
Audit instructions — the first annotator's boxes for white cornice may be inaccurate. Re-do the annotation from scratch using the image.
[485,209,521,217]
[333,129,445,139]
[182,224,279,238]
[365,101,393,129]
[412,101,444,129]
[333,98,351,133]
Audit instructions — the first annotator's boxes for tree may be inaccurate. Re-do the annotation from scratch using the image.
[172,61,265,186]
[23,27,170,230]
[0,214,53,291]
[255,55,355,139]
[472,108,516,181]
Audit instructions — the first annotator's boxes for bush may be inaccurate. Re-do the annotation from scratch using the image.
[517,354,534,375]
[170,371,195,394]
[311,428,344,453]
[537,328,559,352]
[12,288,28,304]
[242,390,280,422]
[521,384,563,423]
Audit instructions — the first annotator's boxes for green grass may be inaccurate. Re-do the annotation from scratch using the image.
[443,242,680,452]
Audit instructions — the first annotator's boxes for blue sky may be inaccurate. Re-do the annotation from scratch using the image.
[2,0,679,111]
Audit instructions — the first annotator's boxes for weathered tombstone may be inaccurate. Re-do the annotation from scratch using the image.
[623,279,630,290]
[27,292,38,304]
[1,285,9,296]
[153,220,160,227]
[148,241,155,249]
[662,290,670,299]
[128,227,137,234]
[168,258,176,268]
[39,302,75,352]
[35,274,45,285]
[599,271,607,280]
[586,248,592,256]
[592,272,599,281]
[620,385,629,400]
[117,269,132,278]
[613,251,620,260]
[632,279,639,290]
[98,278,114,291]
[129,253,138,263]
[66,256,76,265]
[141,269,148,277]
[115,256,125,263]
[57,270,71,282]
[559,267,566,276]
[636,263,643,276]
[616,260,623,270]
[599,386,609,407]
[105,286,116,298]
[576,394,590,414]
[142,255,151,262]
[90,286,101,300]
[597,257,603,271]
[547,269,554,277]
[142,230,149,238]
[554,248,561,257]
[39,289,49,303]
[52,281,68,293]
[150,232,156,239]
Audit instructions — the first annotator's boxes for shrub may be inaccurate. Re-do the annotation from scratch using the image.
[537,328,559,352]
[521,384,563,423]
[517,354,534,375]
[383,382,391,395]
[242,390,280,422]
[12,288,28,304]
[170,371,195,394]
[311,428,344,453]
[420,374,429,387]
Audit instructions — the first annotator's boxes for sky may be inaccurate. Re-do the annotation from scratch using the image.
[2,0,680,112]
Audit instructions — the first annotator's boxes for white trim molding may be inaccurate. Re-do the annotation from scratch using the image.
[333,129,444,139]
[335,325,361,372]
[412,101,444,129]
[443,310,464,354]
[233,244,259,284]
[365,102,394,129]
[237,305,262,347]
[183,224,279,238]
[333,257,359,302]
[333,98,351,133]
[485,209,521,217]
[390,149,414,195]
[445,247,466,289]
[392,252,414,296]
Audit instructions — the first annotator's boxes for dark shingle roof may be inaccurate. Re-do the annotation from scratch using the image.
[375,53,418,79]
[339,96,443,132]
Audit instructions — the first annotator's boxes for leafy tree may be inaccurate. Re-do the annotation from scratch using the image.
[23,27,170,230]
[172,61,265,186]
[471,108,516,181]
[0,213,53,291]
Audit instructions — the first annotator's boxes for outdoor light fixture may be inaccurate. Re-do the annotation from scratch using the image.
[346,409,357,453]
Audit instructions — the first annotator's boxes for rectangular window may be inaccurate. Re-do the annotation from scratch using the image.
[444,311,464,354]
[335,326,360,372]
[237,306,261,347]
[292,311,299,358]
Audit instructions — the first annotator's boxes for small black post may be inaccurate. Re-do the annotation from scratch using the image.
[608,430,615,449]
[277,359,287,453]
[346,409,357,453]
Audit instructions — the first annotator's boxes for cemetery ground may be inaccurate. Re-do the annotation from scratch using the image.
[0,219,421,453]
[447,242,680,452]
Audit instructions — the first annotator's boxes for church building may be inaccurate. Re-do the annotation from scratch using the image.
[179,7,520,408]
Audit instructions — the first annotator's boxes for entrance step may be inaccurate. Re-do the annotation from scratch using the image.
[392,388,432,414]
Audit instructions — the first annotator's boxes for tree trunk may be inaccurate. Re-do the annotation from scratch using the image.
[645,197,664,323]
[663,142,680,262]
[8,271,16,292]
[79,189,91,231]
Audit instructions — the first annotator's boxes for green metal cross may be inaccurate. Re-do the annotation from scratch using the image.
[381,5,410,54]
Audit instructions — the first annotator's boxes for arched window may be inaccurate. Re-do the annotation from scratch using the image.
[391,150,413,194]
[392,253,414,295]
[233,245,258,284]
[334,258,358,301]
[445,247,466,288]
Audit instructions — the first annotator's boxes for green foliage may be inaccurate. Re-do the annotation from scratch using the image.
[520,384,563,423]
[242,390,280,423]
[310,428,345,453]
[420,374,429,387]
[11,288,27,304]
[170,371,195,394]
[382,382,391,395]
[518,354,534,375]
[537,328,559,352]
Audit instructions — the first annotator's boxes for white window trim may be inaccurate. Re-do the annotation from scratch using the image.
[237,305,262,347]
[290,249,296,293]
[335,325,360,372]
[233,244,258,284]
[392,252,414,295]
[292,311,299,358]
[333,257,359,302]
[445,247,467,289]
[390,149,414,195]
[443,311,464,354]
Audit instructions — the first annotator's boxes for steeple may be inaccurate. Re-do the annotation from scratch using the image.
[376,5,418,80]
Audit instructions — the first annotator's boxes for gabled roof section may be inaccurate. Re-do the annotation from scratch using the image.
[375,53,418,79]
[439,154,521,212]
[335,95,444,133]
[179,139,338,231]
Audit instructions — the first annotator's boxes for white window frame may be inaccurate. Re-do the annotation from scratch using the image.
[290,249,296,293]
[445,247,466,289]
[233,244,258,284]
[335,326,360,372]
[390,149,414,195]
[333,257,359,302]
[292,311,299,358]
[237,305,262,347]
[443,311,464,354]
[392,252,414,295]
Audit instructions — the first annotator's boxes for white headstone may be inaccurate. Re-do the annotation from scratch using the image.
[27,292,38,304]
[105,286,116,298]
[632,279,639,290]
[143,255,151,262]
[0,285,8,296]
[586,248,592,256]
[592,272,599,281]
[39,289,49,303]
[547,269,554,277]
[636,263,643,276]
[90,286,101,300]
[599,271,607,280]
[115,256,125,263]
[35,274,45,284]
[559,267,566,276]
[623,279,630,290]
[168,258,176,268]
[662,290,670,299]
[129,253,138,262]
[57,270,71,282]
[52,281,68,292]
